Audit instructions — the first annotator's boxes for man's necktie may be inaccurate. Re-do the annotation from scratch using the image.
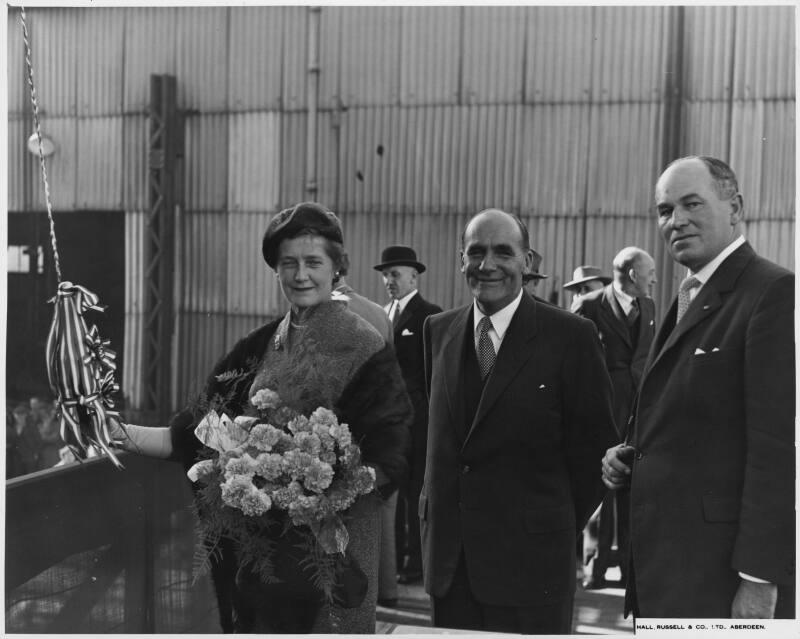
[676,276,700,323]
[627,297,640,327]
[476,316,496,380]
[390,301,401,328]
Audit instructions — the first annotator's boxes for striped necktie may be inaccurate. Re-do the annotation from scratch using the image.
[676,276,700,323]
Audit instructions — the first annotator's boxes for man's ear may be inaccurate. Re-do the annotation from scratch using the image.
[627,268,637,284]
[459,250,467,273]
[730,193,744,226]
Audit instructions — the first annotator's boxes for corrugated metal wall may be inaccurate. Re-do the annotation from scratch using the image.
[7,5,794,410]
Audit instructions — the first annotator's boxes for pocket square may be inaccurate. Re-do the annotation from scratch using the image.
[694,348,706,355]
[401,328,414,336]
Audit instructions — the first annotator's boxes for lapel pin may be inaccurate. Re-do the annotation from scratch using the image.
[538,384,546,389]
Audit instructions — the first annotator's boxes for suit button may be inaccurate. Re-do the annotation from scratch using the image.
[462,464,471,474]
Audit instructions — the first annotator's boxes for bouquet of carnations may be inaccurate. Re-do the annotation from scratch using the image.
[187,386,376,599]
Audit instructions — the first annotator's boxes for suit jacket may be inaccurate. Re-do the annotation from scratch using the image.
[421,293,617,607]
[386,293,443,473]
[573,284,656,437]
[627,242,795,617]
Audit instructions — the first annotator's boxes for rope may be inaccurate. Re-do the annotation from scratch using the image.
[19,5,62,284]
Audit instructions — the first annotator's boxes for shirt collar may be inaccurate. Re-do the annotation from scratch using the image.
[611,280,635,314]
[472,290,524,341]
[395,289,418,314]
[690,235,746,285]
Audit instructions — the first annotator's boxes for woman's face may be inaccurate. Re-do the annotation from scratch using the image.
[276,234,336,310]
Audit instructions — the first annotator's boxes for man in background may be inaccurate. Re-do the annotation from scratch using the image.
[573,246,657,590]
[374,245,442,586]
[562,265,611,312]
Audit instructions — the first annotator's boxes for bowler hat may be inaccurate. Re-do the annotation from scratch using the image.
[373,245,426,274]
[262,202,343,268]
[562,265,611,290]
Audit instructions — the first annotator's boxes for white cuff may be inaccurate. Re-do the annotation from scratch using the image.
[738,572,771,584]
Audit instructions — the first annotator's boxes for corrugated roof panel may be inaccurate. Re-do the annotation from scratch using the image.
[729,101,764,221]
[226,211,285,317]
[122,114,148,212]
[180,210,229,313]
[526,6,593,104]
[591,6,669,103]
[75,8,124,116]
[8,8,27,116]
[462,6,526,104]
[174,311,227,406]
[520,104,591,216]
[76,116,124,209]
[744,219,795,272]
[175,6,229,112]
[185,113,229,211]
[399,6,461,106]
[327,6,403,107]
[228,111,281,213]
[279,111,308,207]
[122,210,146,409]
[683,6,735,101]
[228,6,284,112]
[122,7,178,112]
[760,100,795,220]
[281,6,309,112]
[318,6,342,110]
[680,101,730,161]
[583,214,662,270]
[586,102,664,217]
[733,6,795,100]
[23,8,78,117]
[8,118,26,210]
[30,115,77,211]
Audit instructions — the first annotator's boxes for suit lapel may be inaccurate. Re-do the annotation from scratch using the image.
[463,294,538,448]
[394,293,421,335]
[601,285,632,346]
[645,243,755,374]
[441,305,470,443]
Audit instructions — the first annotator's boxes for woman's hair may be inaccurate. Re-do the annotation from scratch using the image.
[277,228,346,285]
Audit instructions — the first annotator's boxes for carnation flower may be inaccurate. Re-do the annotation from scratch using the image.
[248,423,283,451]
[312,422,336,450]
[288,415,311,435]
[224,453,257,479]
[288,494,325,526]
[250,388,281,411]
[271,480,305,509]
[320,450,337,465]
[329,423,352,448]
[340,443,361,467]
[295,431,322,456]
[309,407,338,429]
[253,452,284,481]
[303,459,334,493]
[327,481,357,512]
[220,474,257,509]
[351,465,376,495]
[238,487,272,517]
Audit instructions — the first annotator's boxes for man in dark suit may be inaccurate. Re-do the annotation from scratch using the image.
[603,156,795,618]
[375,245,443,585]
[573,247,657,590]
[422,209,617,633]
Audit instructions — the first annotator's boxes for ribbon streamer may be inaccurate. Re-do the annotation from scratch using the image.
[45,281,124,469]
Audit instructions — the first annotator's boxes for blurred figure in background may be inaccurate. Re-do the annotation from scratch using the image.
[573,246,657,589]
[562,265,611,312]
[375,246,442,589]
[31,397,65,470]
[7,402,41,477]
[522,249,548,301]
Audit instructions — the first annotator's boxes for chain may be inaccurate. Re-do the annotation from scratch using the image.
[19,6,62,284]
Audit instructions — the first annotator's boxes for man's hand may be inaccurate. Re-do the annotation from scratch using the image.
[731,579,778,618]
[602,444,635,490]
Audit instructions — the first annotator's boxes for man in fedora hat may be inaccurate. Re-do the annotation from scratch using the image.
[375,245,443,586]
[573,247,657,591]
[563,265,612,312]
[523,248,549,300]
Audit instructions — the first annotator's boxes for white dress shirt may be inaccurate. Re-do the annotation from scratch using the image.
[472,290,524,354]
[387,289,418,321]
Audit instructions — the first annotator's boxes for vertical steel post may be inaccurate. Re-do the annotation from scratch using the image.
[144,74,179,425]
[306,7,321,198]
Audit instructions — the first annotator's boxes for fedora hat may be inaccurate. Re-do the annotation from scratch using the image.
[563,265,611,290]
[373,245,426,273]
